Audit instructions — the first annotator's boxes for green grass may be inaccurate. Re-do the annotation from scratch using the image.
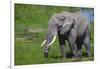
[15,34,94,65]
[14,4,94,65]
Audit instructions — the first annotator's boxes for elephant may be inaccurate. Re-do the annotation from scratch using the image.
[41,11,91,59]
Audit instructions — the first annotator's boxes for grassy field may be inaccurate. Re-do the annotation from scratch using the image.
[15,4,94,65]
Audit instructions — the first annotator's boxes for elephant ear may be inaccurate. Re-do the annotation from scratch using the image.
[60,16,76,34]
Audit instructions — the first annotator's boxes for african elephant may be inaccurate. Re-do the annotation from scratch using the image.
[41,11,91,59]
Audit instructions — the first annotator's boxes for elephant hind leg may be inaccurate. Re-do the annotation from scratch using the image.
[84,30,91,57]
[76,36,84,58]
[76,43,82,57]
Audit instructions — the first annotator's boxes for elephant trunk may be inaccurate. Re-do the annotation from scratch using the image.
[41,22,57,47]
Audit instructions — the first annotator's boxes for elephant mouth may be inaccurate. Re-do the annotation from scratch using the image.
[47,36,57,46]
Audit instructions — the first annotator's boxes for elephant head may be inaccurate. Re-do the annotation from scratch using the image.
[41,13,76,47]
[58,14,76,34]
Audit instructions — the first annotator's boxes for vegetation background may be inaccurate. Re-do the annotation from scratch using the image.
[15,4,94,65]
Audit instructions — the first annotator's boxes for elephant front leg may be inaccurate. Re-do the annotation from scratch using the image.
[58,34,67,58]
[68,29,77,59]
[69,40,77,59]
[60,45,67,58]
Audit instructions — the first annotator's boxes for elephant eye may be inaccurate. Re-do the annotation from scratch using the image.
[56,22,63,29]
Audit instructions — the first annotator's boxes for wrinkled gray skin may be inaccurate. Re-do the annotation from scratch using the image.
[44,11,91,58]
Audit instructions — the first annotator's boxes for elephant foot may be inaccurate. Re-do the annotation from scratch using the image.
[61,58,66,61]
[72,56,81,61]
[72,54,82,61]
[77,53,82,59]
[72,57,77,61]
[62,54,67,58]
[62,56,67,60]
[86,51,91,57]
[44,52,48,58]
[72,54,77,60]
[86,53,91,57]
[77,50,82,57]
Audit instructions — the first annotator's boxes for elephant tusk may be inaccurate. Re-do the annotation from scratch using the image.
[41,40,46,47]
[47,36,56,46]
